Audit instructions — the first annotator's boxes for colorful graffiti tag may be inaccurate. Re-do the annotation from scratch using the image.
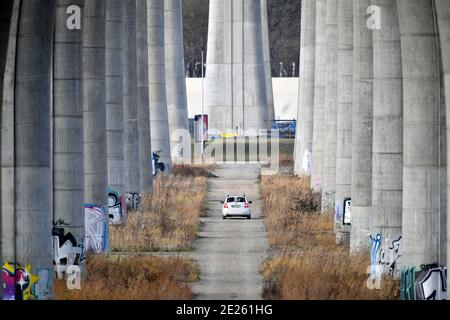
[370,233,402,278]
[401,265,447,300]
[108,189,126,225]
[85,205,109,254]
[126,192,141,211]
[2,262,39,300]
[52,226,85,279]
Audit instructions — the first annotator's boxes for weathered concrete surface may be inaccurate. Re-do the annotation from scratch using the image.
[311,0,327,191]
[148,0,172,171]
[335,0,353,244]
[321,0,338,212]
[191,165,268,300]
[123,0,140,195]
[53,0,85,264]
[14,0,55,298]
[261,0,275,126]
[0,0,16,299]
[371,0,403,261]
[106,0,126,200]
[137,0,153,194]
[397,0,441,268]
[294,0,315,176]
[83,0,108,207]
[205,0,268,133]
[165,0,189,162]
[350,0,373,252]
[435,0,450,292]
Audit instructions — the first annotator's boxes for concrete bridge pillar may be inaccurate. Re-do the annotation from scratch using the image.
[294,0,315,176]
[397,0,441,268]
[106,0,126,225]
[350,0,373,253]
[123,0,141,200]
[261,0,275,127]
[164,0,189,162]
[205,0,268,134]
[148,0,172,172]
[311,0,327,192]
[53,0,85,277]
[335,0,353,245]
[137,0,153,194]
[370,0,403,268]
[14,0,55,299]
[321,0,339,212]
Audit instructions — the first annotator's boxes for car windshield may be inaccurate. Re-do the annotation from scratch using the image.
[226,197,235,203]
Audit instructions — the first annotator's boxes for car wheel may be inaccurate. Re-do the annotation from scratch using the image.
[247,215,251,220]
[223,215,227,220]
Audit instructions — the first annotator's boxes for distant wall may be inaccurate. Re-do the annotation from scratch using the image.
[186,78,298,121]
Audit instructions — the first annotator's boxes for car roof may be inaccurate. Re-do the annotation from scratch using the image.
[226,195,247,199]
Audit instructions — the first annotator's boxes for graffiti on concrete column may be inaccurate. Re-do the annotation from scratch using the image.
[52,224,85,279]
[334,197,352,225]
[371,234,402,278]
[108,189,126,225]
[401,264,447,300]
[2,262,39,300]
[85,205,109,254]
[126,192,141,211]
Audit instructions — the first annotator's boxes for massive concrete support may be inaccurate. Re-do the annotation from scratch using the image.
[0,0,16,299]
[137,0,153,194]
[83,0,108,208]
[123,0,140,197]
[311,0,327,191]
[164,0,189,162]
[14,0,55,299]
[371,0,403,263]
[205,0,268,134]
[294,0,315,176]
[435,0,450,298]
[53,0,85,276]
[334,0,353,245]
[261,0,275,126]
[148,0,171,171]
[350,0,373,252]
[397,0,441,268]
[322,0,338,212]
[106,0,126,222]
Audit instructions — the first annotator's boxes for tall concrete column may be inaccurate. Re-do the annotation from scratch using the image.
[294,0,315,176]
[205,0,268,134]
[321,0,338,212]
[106,0,126,223]
[350,0,373,253]
[83,0,108,208]
[435,0,450,298]
[123,0,141,199]
[397,0,441,267]
[0,0,16,300]
[137,0,153,194]
[261,0,275,127]
[311,0,327,191]
[14,0,55,300]
[164,0,189,162]
[370,0,403,262]
[148,0,171,172]
[335,0,353,245]
[53,0,85,277]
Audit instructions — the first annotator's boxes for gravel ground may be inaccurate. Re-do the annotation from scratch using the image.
[190,164,269,300]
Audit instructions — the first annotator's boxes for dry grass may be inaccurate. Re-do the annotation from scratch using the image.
[54,255,198,300]
[111,173,208,252]
[260,175,400,300]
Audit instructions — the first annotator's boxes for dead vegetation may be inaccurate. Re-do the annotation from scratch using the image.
[111,171,208,252]
[260,175,400,300]
[54,255,198,300]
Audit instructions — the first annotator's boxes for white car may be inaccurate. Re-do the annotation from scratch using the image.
[221,195,252,220]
